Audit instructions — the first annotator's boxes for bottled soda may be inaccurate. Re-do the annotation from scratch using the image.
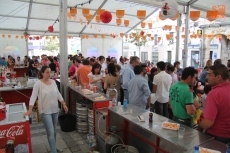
[149,113,153,123]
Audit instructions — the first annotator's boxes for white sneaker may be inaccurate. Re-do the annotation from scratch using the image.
[56,148,63,152]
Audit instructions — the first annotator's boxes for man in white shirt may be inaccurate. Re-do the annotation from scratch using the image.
[152,61,172,117]
[166,64,178,85]
[15,56,23,66]
[98,56,107,77]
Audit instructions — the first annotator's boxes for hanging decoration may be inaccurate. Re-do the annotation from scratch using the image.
[166,34,173,40]
[163,25,172,31]
[70,8,77,16]
[129,29,148,47]
[82,8,90,17]
[100,11,112,23]
[86,14,93,22]
[175,26,180,31]
[97,9,105,16]
[35,36,40,40]
[124,20,129,27]
[8,35,11,38]
[141,22,146,28]
[116,10,125,18]
[48,26,54,32]
[116,18,122,26]
[137,10,146,20]
[190,11,200,21]
[21,36,24,39]
[159,12,166,20]
[160,0,178,19]
[93,34,97,38]
[120,33,124,37]
[206,10,218,22]
[2,34,5,38]
[148,23,152,29]
[101,34,105,38]
[212,5,225,18]
[95,15,101,23]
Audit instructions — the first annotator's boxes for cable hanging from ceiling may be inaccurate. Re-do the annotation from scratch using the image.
[72,0,93,8]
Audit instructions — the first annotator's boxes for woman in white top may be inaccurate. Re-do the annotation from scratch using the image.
[24,66,68,153]
[88,62,103,92]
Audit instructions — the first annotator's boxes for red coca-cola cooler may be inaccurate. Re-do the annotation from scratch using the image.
[0,103,32,153]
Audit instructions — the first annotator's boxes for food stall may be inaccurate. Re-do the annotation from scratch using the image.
[0,103,32,153]
[106,104,225,153]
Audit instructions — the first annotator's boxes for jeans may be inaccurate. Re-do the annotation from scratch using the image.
[155,101,168,118]
[41,112,59,153]
[123,89,129,103]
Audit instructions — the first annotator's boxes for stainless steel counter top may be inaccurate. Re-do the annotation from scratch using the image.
[0,83,34,92]
[69,86,111,102]
[184,139,226,153]
[109,104,214,151]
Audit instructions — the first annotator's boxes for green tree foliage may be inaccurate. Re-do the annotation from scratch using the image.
[44,37,59,52]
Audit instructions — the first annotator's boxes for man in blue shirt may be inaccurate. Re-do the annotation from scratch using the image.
[121,56,140,103]
[128,65,151,109]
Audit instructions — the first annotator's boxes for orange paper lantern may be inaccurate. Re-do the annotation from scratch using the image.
[116,10,125,18]
[2,34,5,38]
[148,23,152,29]
[70,8,77,16]
[21,36,24,39]
[93,34,97,38]
[116,18,122,26]
[95,16,101,23]
[15,35,18,39]
[124,20,129,27]
[97,9,105,16]
[86,14,93,22]
[82,8,90,17]
[151,37,154,41]
[8,35,11,38]
[190,11,200,21]
[137,10,146,20]
[120,33,124,37]
[181,35,185,39]
[101,34,104,38]
[141,22,146,28]
[206,10,218,22]
[147,34,151,37]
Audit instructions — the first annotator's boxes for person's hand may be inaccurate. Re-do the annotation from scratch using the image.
[23,110,32,117]
[63,104,68,113]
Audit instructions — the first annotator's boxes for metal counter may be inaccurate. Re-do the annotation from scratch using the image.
[185,139,226,153]
[0,84,33,92]
[69,85,110,102]
[108,105,214,153]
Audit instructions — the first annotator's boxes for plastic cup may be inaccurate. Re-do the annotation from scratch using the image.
[178,127,185,139]
[117,102,121,106]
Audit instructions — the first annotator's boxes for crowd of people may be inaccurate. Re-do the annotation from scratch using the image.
[6,52,229,151]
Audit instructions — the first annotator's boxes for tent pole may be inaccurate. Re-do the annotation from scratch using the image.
[59,0,69,105]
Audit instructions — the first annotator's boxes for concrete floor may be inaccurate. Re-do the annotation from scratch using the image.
[30,122,92,153]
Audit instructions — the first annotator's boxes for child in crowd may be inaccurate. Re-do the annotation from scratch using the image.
[200,84,212,110]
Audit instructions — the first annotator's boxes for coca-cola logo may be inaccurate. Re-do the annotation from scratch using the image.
[0,125,25,138]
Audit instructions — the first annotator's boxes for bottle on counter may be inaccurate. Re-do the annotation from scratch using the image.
[194,146,199,153]
[123,99,128,106]
[149,113,153,123]
[112,98,116,107]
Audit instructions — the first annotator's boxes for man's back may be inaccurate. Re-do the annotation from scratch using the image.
[153,71,172,103]
[204,82,230,138]
[128,75,150,109]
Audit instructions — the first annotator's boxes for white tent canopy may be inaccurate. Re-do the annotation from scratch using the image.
[1,0,230,36]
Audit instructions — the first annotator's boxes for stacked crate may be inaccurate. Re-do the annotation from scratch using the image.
[88,109,94,134]
[76,100,91,133]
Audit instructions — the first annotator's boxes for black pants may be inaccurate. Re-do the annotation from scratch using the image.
[150,103,155,112]
[155,101,168,118]
[206,132,230,144]
[173,116,192,127]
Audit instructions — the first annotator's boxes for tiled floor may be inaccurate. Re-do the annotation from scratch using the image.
[30,122,92,153]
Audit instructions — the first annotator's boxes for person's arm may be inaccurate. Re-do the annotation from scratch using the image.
[152,75,158,93]
[198,93,217,129]
[152,85,157,93]
[23,81,40,116]
[88,74,101,84]
[103,76,108,89]
[142,80,151,108]
[186,104,196,115]
[185,91,196,115]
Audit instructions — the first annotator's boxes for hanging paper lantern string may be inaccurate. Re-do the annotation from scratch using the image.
[100,11,112,24]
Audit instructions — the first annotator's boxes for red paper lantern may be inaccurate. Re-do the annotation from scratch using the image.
[100,11,112,23]
[140,31,145,36]
[29,37,32,40]
[48,26,54,32]
[35,36,39,40]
